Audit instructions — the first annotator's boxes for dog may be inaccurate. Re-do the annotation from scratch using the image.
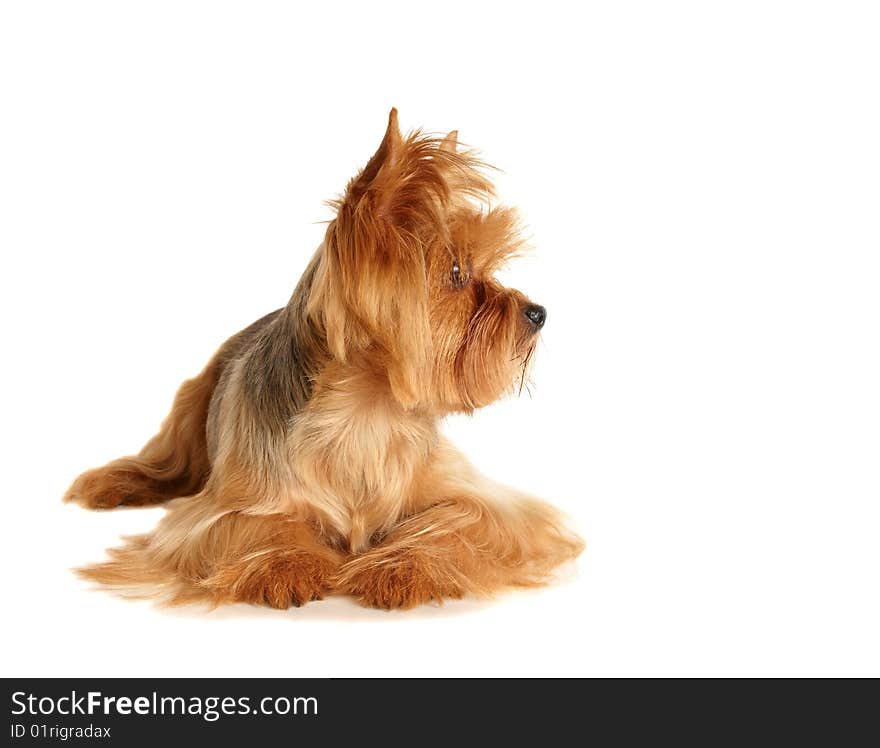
[65,109,583,610]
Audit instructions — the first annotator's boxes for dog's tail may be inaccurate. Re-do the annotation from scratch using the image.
[64,357,221,509]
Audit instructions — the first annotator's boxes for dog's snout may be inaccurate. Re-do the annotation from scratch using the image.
[524,303,547,330]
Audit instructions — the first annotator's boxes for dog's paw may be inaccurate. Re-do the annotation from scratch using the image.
[336,550,465,610]
[203,551,338,609]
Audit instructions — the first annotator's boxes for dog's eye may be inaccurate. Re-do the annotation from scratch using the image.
[451,260,468,289]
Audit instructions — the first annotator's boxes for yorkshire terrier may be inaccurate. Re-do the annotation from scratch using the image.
[66,109,583,610]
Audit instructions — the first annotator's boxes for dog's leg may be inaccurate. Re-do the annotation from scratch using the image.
[78,495,345,608]
[336,442,584,610]
[336,493,582,610]
[64,358,220,509]
[188,511,345,608]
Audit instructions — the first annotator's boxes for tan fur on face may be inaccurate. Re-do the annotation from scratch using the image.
[66,109,583,610]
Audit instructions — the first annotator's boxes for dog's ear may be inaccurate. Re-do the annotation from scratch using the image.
[350,108,405,201]
[310,108,442,408]
[439,130,458,153]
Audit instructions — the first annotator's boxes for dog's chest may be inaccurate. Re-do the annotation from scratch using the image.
[284,385,437,551]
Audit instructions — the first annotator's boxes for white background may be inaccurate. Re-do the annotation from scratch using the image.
[1,2,878,677]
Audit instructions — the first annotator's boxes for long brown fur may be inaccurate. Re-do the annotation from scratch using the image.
[66,109,584,610]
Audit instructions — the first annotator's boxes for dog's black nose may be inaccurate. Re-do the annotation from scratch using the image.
[524,303,547,329]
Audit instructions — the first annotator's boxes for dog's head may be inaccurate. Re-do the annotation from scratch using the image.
[308,109,546,413]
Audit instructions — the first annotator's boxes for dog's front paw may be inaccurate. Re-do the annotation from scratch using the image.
[202,551,338,609]
[336,550,465,610]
